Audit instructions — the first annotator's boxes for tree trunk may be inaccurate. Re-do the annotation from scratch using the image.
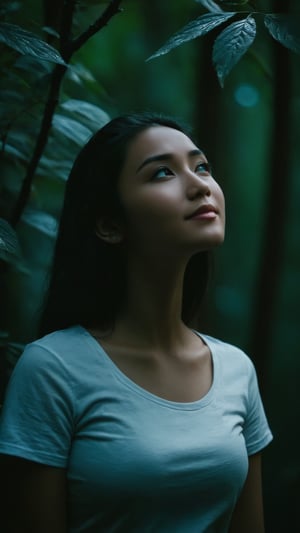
[248,0,292,392]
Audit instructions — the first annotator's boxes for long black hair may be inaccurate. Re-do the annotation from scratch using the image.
[39,112,211,336]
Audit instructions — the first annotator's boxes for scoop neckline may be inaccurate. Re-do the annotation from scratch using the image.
[78,325,219,411]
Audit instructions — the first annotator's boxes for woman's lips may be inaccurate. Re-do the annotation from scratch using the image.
[186,204,218,220]
[190,210,217,220]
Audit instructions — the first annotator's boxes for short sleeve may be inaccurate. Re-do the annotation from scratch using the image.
[243,360,273,455]
[0,342,75,467]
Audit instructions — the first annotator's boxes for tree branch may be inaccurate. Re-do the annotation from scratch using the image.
[11,0,124,227]
[59,0,77,58]
[71,0,123,55]
[11,64,66,227]
[248,5,291,392]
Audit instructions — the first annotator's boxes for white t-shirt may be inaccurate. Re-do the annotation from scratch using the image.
[0,325,272,532]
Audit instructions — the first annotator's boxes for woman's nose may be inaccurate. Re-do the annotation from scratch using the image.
[185,171,211,200]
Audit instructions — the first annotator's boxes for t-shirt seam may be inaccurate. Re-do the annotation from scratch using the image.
[246,430,273,455]
[111,370,216,411]
[0,442,68,466]
[81,327,219,412]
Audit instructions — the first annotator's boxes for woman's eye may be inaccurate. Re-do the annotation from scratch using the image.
[151,167,173,180]
[195,161,211,174]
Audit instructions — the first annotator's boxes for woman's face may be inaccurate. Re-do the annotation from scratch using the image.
[117,125,225,259]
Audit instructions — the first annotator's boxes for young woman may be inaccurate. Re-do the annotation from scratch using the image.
[0,113,272,532]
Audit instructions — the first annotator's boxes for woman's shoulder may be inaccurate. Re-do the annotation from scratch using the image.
[32,324,87,351]
[197,331,255,373]
[17,325,92,372]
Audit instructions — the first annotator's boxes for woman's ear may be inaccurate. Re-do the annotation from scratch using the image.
[95,217,123,244]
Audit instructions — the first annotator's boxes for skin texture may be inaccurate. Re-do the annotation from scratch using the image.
[1,126,265,532]
[95,125,226,403]
[116,126,225,258]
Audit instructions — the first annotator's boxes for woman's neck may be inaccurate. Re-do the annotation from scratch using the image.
[114,254,191,350]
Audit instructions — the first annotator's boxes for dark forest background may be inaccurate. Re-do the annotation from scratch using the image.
[0,1,299,531]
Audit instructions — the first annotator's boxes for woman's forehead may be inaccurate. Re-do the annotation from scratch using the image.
[124,126,199,169]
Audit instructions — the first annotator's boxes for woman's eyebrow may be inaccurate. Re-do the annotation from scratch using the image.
[136,149,203,173]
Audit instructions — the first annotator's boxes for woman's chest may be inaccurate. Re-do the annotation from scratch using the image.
[95,342,213,403]
[68,391,249,507]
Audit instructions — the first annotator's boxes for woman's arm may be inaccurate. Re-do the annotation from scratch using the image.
[229,452,265,533]
[2,455,67,533]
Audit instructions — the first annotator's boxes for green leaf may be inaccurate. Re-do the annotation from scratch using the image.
[147,12,236,60]
[1,143,28,162]
[0,90,25,111]
[213,15,256,87]
[218,0,249,4]
[60,99,109,131]
[0,217,22,263]
[42,26,60,39]
[21,209,57,238]
[68,62,97,84]
[52,115,92,145]
[14,54,53,77]
[0,22,66,65]
[4,130,34,159]
[64,62,107,99]
[264,14,300,55]
[195,0,224,13]
[38,155,73,181]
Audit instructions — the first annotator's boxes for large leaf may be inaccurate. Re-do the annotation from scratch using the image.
[52,115,93,146]
[213,16,256,86]
[147,12,236,60]
[38,155,73,181]
[195,0,224,13]
[21,208,57,238]
[0,218,22,263]
[0,22,65,65]
[67,62,97,84]
[218,0,250,4]
[264,14,300,55]
[64,62,107,99]
[60,99,109,131]
[1,143,28,162]
[218,0,248,3]
[0,89,25,105]
[38,134,77,180]
[4,129,35,160]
